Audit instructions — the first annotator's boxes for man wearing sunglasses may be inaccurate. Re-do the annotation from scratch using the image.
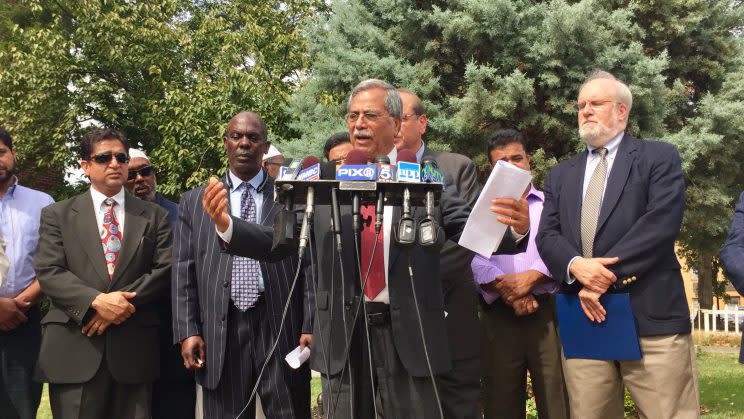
[34,128,172,419]
[124,148,194,419]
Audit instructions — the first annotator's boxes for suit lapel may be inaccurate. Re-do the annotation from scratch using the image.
[72,191,111,284]
[259,174,276,226]
[110,193,147,288]
[388,206,403,269]
[596,134,636,233]
[567,152,588,248]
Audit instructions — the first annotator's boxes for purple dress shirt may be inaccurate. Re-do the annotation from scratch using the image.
[471,186,557,304]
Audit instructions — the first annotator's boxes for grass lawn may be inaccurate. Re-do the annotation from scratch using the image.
[697,351,744,418]
[34,352,744,418]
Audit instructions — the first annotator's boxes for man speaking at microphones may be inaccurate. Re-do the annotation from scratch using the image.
[305,79,530,419]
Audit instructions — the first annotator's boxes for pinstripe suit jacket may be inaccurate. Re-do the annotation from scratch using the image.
[172,172,312,390]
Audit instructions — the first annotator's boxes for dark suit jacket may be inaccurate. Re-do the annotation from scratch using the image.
[537,134,691,337]
[308,170,523,378]
[422,148,481,361]
[719,191,744,363]
[172,173,312,390]
[34,190,172,384]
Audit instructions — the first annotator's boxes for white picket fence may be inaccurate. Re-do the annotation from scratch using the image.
[692,307,743,334]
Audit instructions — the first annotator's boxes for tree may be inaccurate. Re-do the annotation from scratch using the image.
[0,0,326,198]
[286,0,743,306]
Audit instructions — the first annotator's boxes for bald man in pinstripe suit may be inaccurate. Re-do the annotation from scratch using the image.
[172,112,312,419]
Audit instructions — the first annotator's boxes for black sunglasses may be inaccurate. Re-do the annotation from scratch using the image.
[127,165,155,180]
[90,152,130,165]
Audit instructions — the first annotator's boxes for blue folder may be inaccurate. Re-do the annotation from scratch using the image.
[556,292,642,361]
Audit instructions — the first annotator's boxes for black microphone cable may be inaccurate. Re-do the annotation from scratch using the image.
[234,243,308,419]
[404,249,445,419]
[328,227,382,419]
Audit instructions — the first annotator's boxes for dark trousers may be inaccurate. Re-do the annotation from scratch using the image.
[49,358,152,419]
[481,295,569,419]
[0,305,41,419]
[152,377,196,419]
[202,301,310,419]
[437,356,482,419]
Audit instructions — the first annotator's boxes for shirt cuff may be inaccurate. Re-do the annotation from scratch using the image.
[216,217,233,243]
[510,226,529,243]
[566,256,580,284]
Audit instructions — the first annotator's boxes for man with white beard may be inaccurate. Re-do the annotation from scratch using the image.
[536,70,699,419]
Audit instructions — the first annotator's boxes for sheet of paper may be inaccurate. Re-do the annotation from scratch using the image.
[458,160,532,257]
[284,345,311,369]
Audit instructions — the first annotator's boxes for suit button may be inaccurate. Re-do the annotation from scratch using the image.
[223,281,229,288]
[221,315,226,322]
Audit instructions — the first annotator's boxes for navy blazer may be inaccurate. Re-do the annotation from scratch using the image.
[171,173,312,389]
[719,191,744,363]
[537,134,691,337]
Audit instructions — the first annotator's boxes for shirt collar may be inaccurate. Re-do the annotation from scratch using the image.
[228,168,265,193]
[90,185,126,211]
[586,131,624,157]
[2,176,18,198]
[415,141,426,163]
[526,184,544,202]
[386,146,399,164]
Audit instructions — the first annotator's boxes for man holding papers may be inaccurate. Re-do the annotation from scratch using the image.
[536,71,699,419]
[473,129,568,419]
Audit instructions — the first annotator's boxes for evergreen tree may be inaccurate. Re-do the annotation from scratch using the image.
[287,0,743,307]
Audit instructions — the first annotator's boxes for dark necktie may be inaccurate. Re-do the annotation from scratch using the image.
[361,204,385,300]
[231,184,261,310]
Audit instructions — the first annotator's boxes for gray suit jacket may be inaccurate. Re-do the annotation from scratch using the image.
[34,190,172,384]
[172,173,312,389]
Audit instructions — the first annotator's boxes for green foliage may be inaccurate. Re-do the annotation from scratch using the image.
[288,0,744,307]
[0,0,326,198]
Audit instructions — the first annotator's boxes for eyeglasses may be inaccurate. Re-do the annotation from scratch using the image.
[90,152,130,165]
[401,113,419,122]
[127,165,155,180]
[575,100,618,111]
[346,111,390,124]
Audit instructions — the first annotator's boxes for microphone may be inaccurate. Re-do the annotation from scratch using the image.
[298,156,321,253]
[373,155,391,233]
[341,149,371,234]
[419,156,442,247]
[395,149,419,245]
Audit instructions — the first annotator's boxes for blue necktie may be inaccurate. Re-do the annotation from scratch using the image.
[231,184,261,310]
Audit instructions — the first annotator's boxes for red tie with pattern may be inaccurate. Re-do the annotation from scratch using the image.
[101,198,122,279]
[361,204,385,299]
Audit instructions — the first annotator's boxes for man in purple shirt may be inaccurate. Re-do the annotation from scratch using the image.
[472,129,569,419]
[0,126,55,419]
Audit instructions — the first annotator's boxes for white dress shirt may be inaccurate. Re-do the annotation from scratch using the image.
[90,186,126,238]
[566,131,625,283]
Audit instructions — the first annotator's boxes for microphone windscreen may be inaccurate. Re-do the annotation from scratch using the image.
[397,149,417,163]
[421,156,438,167]
[320,161,337,180]
[300,155,321,169]
[375,155,391,164]
[345,149,369,165]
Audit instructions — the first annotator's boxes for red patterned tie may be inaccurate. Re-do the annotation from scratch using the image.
[361,204,385,299]
[101,198,122,279]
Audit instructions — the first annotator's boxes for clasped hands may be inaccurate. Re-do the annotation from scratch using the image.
[81,291,137,337]
[569,256,620,323]
[481,271,543,316]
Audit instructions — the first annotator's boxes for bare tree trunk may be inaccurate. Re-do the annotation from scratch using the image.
[697,253,714,309]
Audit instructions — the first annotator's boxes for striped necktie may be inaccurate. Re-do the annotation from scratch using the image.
[580,147,608,258]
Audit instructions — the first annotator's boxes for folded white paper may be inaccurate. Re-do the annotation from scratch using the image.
[285,345,311,369]
[458,160,532,257]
